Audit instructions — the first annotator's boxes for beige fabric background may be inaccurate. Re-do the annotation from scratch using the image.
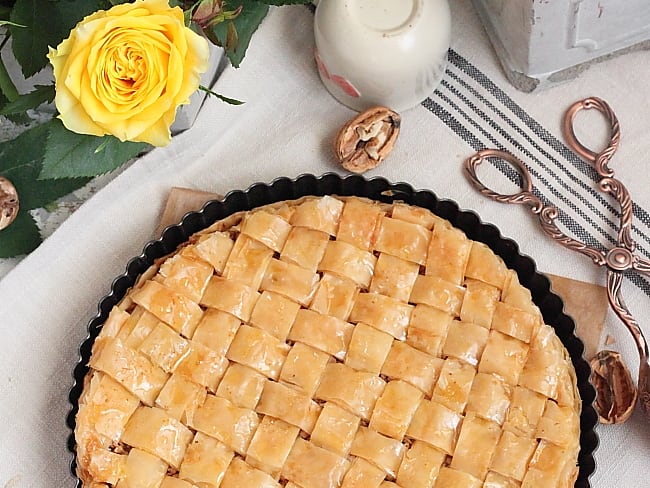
[1,1,649,486]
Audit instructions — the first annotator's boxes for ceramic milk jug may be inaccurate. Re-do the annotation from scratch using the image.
[314,0,451,112]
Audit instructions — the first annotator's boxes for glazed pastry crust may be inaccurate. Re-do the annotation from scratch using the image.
[75,196,581,488]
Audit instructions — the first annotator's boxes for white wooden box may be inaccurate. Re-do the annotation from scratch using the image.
[471,0,650,91]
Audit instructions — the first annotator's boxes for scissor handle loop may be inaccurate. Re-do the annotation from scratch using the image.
[464,149,608,268]
[464,149,543,213]
[564,97,636,252]
[563,97,621,178]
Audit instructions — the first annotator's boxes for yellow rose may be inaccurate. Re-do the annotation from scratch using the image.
[47,0,210,147]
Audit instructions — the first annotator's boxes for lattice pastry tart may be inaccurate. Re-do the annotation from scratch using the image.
[75,195,581,488]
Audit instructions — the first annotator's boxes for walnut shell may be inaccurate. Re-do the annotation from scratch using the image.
[590,349,637,424]
[334,107,401,174]
[0,176,19,230]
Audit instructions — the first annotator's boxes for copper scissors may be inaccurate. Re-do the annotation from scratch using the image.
[464,97,650,424]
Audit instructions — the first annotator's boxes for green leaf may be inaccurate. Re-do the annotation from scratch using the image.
[0,208,41,258]
[40,118,149,179]
[0,120,91,209]
[0,56,31,123]
[207,0,268,68]
[0,53,19,101]
[2,112,31,125]
[0,119,48,173]
[0,5,13,22]
[0,31,45,124]
[0,84,54,115]
[10,0,105,77]
[0,86,8,111]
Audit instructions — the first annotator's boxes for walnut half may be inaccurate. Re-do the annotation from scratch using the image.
[0,176,19,231]
[334,107,401,174]
[590,349,637,424]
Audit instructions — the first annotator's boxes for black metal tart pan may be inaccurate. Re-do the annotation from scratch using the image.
[67,172,599,487]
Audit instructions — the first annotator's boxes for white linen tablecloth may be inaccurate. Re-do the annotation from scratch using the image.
[2,1,650,486]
